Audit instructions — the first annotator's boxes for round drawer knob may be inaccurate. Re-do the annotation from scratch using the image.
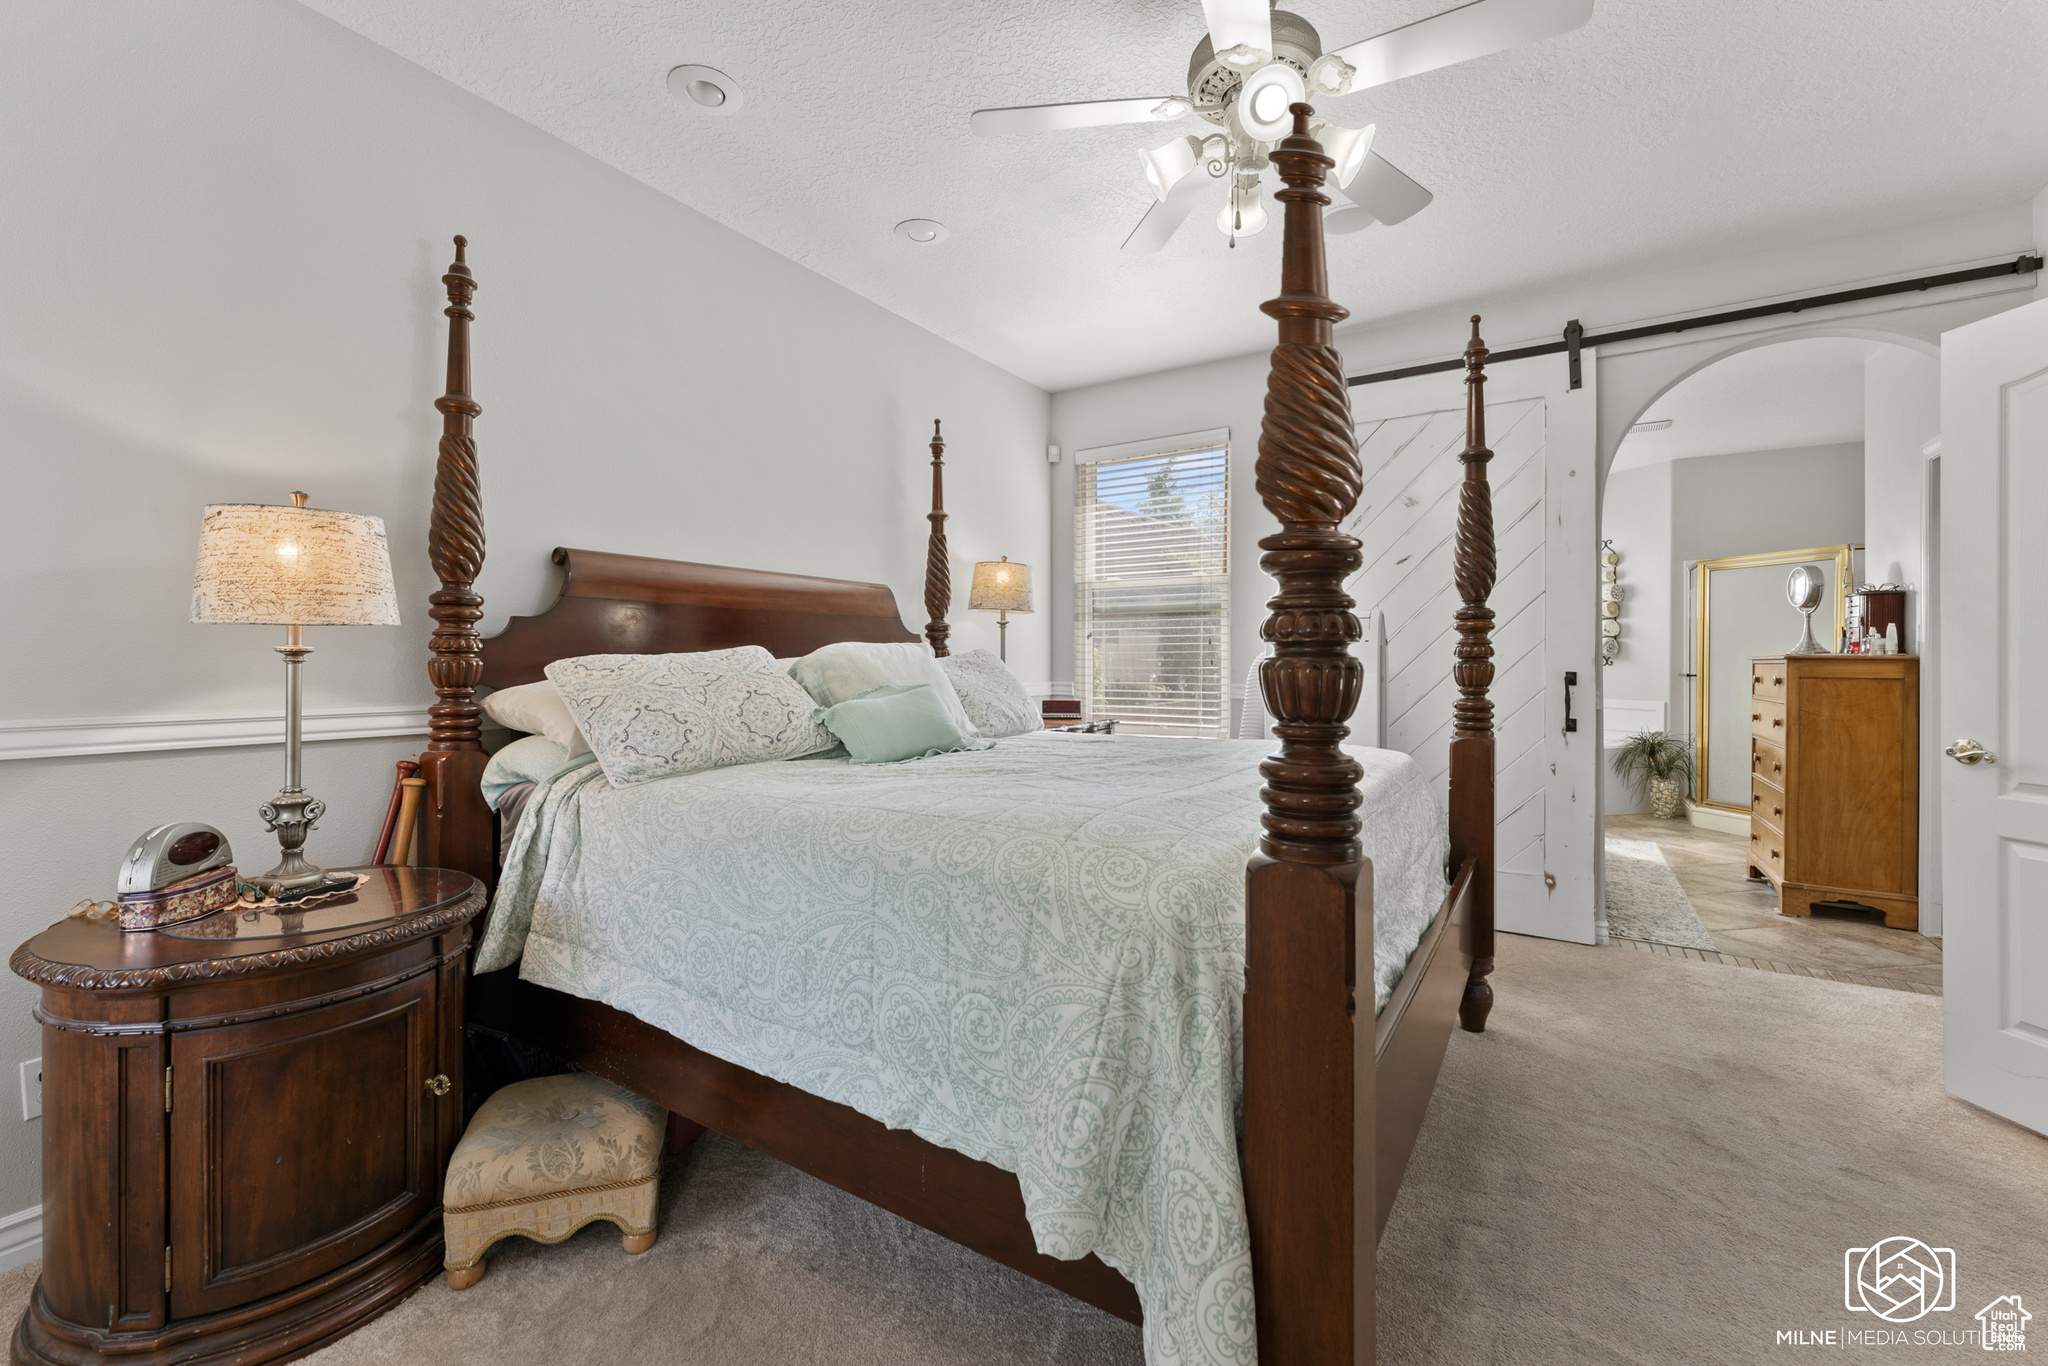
[425,1074,452,1097]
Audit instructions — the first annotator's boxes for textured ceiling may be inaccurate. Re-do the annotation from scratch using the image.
[301,0,2048,391]
[1608,337,1879,471]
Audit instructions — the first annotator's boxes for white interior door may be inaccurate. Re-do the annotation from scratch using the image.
[1940,295,2048,1135]
[1345,353,1600,944]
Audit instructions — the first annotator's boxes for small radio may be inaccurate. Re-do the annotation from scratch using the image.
[119,823,234,895]
[114,824,240,932]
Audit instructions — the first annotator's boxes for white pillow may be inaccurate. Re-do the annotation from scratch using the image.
[937,650,1039,738]
[546,646,834,788]
[789,641,980,737]
[481,680,591,757]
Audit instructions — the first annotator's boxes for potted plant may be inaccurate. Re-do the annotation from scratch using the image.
[1613,730,1696,819]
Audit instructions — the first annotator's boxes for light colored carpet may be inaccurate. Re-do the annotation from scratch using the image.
[1379,935,2048,1364]
[2,936,2040,1364]
[1604,836,1717,949]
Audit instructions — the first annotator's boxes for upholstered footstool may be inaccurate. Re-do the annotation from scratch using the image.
[443,1073,668,1289]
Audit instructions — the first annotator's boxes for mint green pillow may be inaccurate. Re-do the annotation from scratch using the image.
[814,684,995,765]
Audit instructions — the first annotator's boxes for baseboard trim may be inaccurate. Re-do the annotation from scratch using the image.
[1685,802,1750,838]
[0,706,431,762]
[0,1205,41,1272]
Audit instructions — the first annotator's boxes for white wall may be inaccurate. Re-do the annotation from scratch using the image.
[0,0,1050,1224]
[1670,444,1866,573]
[1601,462,1673,714]
[1600,462,1672,815]
[1863,347,1943,933]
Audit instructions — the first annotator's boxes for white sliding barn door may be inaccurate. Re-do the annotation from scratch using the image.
[1940,296,2048,1135]
[1345,354,1600,944]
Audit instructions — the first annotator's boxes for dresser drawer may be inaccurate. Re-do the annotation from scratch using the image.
[1750,698,1787,744]
[1750,776,1786,834]
[1751,736,1786,786]
[1752,663,1787,703]
[1749,827,1784,884]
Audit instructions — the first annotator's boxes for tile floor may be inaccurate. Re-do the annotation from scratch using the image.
[1606,813,1943,994]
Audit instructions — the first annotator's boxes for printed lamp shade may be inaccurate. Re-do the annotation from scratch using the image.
[968,558,1033,614]
[191,498,400,626]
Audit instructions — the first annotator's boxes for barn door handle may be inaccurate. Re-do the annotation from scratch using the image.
[1563,671,1578,733]
[1945,739,1995,765]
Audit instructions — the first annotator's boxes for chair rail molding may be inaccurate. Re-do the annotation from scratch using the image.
[0,705,431,762]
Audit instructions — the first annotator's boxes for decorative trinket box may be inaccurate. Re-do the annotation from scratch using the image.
[115,864,240,932]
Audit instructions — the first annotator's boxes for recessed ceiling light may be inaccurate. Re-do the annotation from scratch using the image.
[895,219,949,245]
[1629,419,1673,433]
[667,65,741,115]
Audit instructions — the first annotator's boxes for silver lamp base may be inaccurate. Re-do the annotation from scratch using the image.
[250,634,331,895]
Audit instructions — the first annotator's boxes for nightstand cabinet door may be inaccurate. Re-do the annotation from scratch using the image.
[167,973,439,1319]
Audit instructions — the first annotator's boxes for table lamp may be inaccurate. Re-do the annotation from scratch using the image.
[192,492,400,893]
[968,557,1032,662]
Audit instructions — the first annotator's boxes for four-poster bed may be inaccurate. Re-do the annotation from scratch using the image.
[416,106,1497,1364]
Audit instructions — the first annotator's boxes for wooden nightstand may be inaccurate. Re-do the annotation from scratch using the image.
[10,866,486,1366]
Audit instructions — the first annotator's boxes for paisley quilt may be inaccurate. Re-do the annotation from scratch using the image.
[476,731,1447,1366]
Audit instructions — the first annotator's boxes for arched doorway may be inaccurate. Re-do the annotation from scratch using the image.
[1593,332,1943,989]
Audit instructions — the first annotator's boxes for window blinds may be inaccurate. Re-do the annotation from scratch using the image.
[1074,446,1229,737]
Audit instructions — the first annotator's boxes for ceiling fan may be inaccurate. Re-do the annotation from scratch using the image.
[970,0,1593,252]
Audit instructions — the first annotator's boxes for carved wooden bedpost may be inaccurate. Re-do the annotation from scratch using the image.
[1453,318,1497,1032]
[923,420,951,656]
[1241,105,1373,1366]
[417,236,495,885]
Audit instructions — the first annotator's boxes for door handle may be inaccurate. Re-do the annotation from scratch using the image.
[425,1074,452,1097]
[1945,738,1996,765]
[1563,671,1577,733]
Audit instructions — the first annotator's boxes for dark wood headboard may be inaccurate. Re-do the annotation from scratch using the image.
[414,237,955,881]
[481,548,920,690]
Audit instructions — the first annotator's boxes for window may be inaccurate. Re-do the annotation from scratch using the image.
[1074,441,1229,737]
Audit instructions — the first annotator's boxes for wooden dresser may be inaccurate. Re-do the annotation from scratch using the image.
[10,867,485,1366]
[1748,655,1920,928]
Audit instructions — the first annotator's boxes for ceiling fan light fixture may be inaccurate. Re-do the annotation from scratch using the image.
[1140,136,1202,200]
[1314,120,1376,188]
[666,65,742,116]
[1217,185,1268,238]
[1307,54,1357,96]
[1236,62,1305,141]
[1216,42,1266,69]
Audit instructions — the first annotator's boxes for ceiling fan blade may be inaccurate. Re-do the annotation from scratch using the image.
[1329,0,1592,92]
[971,97,1185,136]
[1343,153,1433,226]
[1121,170,1227,254]
[1201,0,1271,60]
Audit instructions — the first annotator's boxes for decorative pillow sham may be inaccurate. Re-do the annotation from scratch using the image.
[481,734,573,811]
[481,680,592,757]
[545,646,834,788]
[788,641,980,737]
[936,649,1039,738]
[814,684,995,765]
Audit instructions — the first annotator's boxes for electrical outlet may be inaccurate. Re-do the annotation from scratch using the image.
[19,1059,39,1122]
